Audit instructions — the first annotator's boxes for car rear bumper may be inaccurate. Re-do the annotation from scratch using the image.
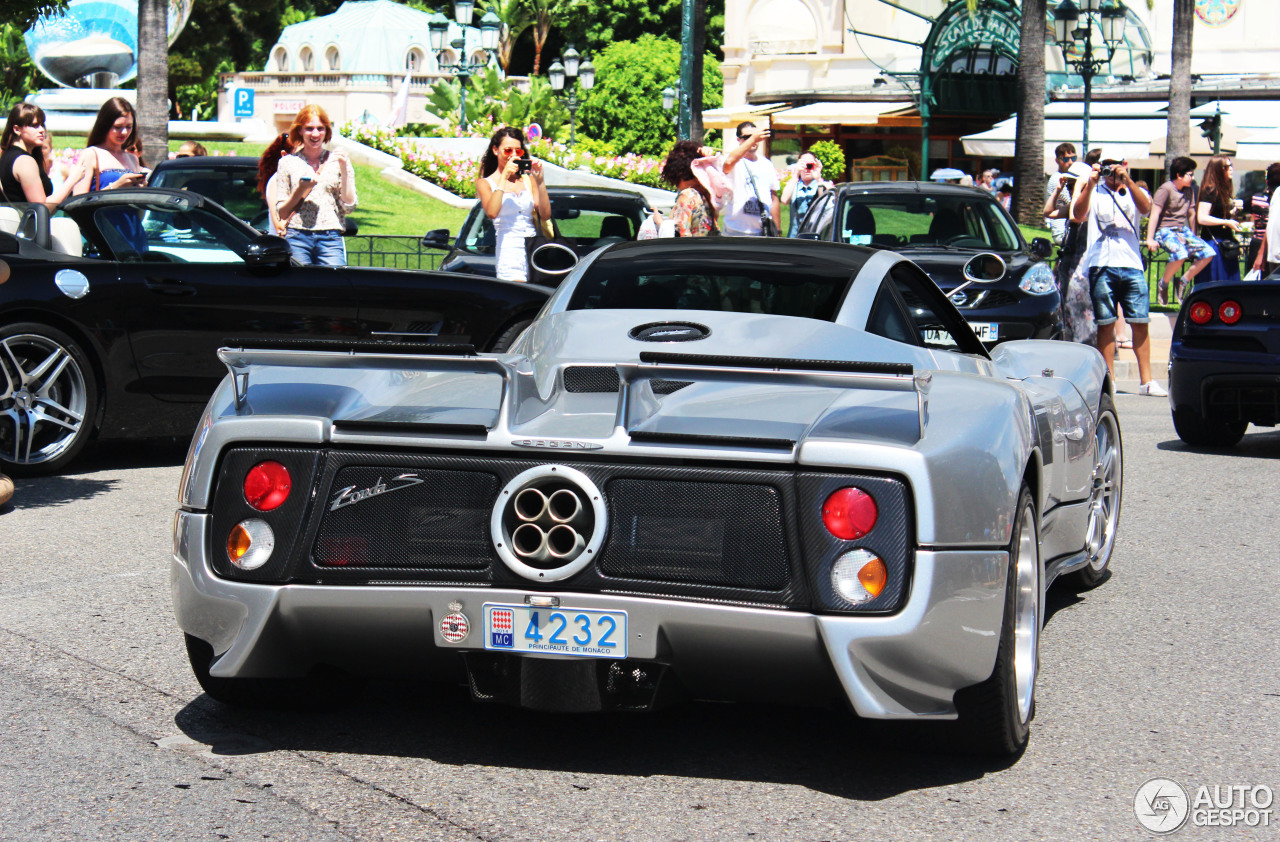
[1169,349,1280,424]
[173,511,1007,719]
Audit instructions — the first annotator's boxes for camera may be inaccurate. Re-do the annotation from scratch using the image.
[515,157,532,175]
[804,162,816,172]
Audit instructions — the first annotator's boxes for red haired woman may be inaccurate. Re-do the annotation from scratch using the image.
[274,105,357,265]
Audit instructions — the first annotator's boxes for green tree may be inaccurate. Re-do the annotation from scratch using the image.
[481,0,532,72]
[1,0,68,30]
[424,65,568,139]
[576,35,721,157]
[808,140,844,181]
[558,0,724,61]
[0,23,40,109]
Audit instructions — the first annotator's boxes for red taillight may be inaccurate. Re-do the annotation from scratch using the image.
[1219,300,1242,325]
[243,461,291,511]
[822,487,878,540]
[1189,301,1214,325]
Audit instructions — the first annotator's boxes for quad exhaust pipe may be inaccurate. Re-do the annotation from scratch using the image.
[510,485,590,563]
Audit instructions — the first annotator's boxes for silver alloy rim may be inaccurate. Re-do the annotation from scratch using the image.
[1013,504,1039,725]
[1085,412,1122,570]
[0,333,88,465]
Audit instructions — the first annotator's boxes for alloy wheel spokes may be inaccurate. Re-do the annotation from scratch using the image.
[0,335,89,465]
[27,345,70,389]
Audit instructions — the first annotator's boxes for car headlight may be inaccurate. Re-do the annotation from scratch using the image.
[1018,262,1056,295]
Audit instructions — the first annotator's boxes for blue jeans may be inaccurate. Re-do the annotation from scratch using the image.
[286,229,347,266]
[1089,265,1150,326]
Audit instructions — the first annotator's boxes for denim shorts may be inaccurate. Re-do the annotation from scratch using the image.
[1090,265,1150,325]
[286,228,347,266]
[1154,225,1215,262]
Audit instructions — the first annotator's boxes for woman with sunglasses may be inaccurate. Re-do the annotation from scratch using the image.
[0,104,87,204]
[476,126,550,282]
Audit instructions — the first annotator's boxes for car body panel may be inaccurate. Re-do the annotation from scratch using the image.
[1169,278,1280,431]
[0,190,549,458]
[173,237,1116,722]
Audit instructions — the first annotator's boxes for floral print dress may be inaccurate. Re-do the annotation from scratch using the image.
[672,187,718,237]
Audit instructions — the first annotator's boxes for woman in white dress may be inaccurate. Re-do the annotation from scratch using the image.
[475,127,551,282]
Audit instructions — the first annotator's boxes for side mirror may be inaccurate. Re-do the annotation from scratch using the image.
[343,217,359,236]
[242,234,292,267]
[421,228,451,248]
[1029,237,1053,259]
[950,252,1007,300]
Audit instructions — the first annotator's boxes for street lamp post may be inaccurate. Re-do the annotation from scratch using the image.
[547,45,594,149]
[427,0,501,132]
[661,85,680,130]
[1052,0,1128,153]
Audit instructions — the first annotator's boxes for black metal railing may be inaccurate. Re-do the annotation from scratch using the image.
[344,235,445,270]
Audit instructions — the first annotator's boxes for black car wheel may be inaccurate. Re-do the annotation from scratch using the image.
[1071,394,1121,590]
[0,323,99,476]
[185,634,362,710]
[1172,406,1247,448]
[953,484,1040,756]
[489,318,533,353]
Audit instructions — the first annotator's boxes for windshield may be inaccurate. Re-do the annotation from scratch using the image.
[567,254,854,321]
[148,166,265,227]
[461,195,645,255]
[836,191,1023,251]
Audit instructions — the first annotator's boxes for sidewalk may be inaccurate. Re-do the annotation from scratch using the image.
[1112,310,1175,392]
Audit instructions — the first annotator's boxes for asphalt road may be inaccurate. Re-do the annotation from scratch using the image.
[2,394,1278,841]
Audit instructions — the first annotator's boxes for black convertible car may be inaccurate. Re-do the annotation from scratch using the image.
[797,182,1059,343]
[1169,277,1280,447]
[423,186,651,278]
[0,189,549,475]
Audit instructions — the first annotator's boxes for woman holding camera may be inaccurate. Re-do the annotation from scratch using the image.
[477,126,551,282]
[275,105,357,266]
[782,152,829,237]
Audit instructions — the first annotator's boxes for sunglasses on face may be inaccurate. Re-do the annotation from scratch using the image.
[500,147,523,156]
[1061,155,1077,162]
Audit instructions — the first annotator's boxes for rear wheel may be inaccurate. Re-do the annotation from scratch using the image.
[1172,406,1246,448]
[1071,394,1121,590]
[0,323,98,476]
[489,318,533,353]
[953,485,1041,756]
[185,634,362,710]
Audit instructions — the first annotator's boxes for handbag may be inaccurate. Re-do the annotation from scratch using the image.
[1214,236,1241,264]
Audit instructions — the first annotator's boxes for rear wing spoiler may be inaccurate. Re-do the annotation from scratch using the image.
[218,340,932,450]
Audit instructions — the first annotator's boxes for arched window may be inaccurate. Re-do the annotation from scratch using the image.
[406,47,424,71]
[325,44,341,71]
[300,45,314,72]
[272,46,289,71]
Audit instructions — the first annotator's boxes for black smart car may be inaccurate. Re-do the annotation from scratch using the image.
[798,181,1059,343]
[423,186,651,279]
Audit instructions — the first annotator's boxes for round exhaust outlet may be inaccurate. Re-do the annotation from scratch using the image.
[491,465,606,582]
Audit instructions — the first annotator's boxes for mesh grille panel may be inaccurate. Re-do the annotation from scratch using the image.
[599,478,788,590]
[563,367,689,395]
[313,467,498,569]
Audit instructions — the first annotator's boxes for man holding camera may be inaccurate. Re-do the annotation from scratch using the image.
[722,121,781,237]
[1071,155,1163,395]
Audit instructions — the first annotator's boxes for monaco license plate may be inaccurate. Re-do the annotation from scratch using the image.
[483,604,627,659]
[925,322,998,343]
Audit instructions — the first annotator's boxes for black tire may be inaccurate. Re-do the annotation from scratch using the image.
[185,634,362,710]
[1172,406,1246,448]
[0,322,99,477]
[952,484,1041,756]
[1070,393,1122,590]
[488,318,533,353]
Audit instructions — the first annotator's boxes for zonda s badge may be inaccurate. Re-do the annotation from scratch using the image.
[330,473,424,511]
[512,438,604,451]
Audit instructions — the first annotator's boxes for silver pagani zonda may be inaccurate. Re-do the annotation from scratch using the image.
[172,238,1122,755]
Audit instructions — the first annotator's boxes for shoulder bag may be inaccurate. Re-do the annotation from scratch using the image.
[742,165,778,237]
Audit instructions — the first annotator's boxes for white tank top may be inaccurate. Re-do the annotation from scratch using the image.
[490,175,536,282]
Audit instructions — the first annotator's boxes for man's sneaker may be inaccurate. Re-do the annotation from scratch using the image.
[1139,380,1168,397]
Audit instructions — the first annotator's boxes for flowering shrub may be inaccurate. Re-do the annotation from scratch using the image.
[337,122,667,196]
